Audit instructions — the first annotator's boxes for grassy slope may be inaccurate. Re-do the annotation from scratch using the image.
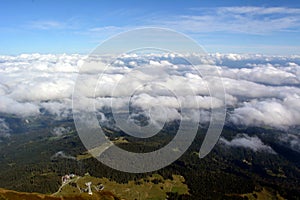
[0,187,118,200]
[55,173,189,200]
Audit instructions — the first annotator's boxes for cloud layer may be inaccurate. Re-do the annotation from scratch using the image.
[0,53,300,132]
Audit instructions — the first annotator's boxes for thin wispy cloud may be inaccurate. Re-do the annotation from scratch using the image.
[1,0,300,54]
[216,6,300,15]
[26,17,82,31]
[85,26,132,39]
[46,6,300,38]
[27,20,65,30]
[152,6,300,34]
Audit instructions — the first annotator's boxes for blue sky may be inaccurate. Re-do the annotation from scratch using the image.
[1,0,300,55]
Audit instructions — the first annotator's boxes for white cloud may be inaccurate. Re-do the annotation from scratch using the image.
[51,151,76,160]
[278,133,300,152]
[40,100,72,118]
[222,64,300,86]
[0,118,11,137]
[220,134,276,153]
[230,95,300,129]
[0,96,40,117]
[52,126,72,136]
[9,78,74,101]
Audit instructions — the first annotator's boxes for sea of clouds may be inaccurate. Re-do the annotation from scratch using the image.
[0,53,300,152]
